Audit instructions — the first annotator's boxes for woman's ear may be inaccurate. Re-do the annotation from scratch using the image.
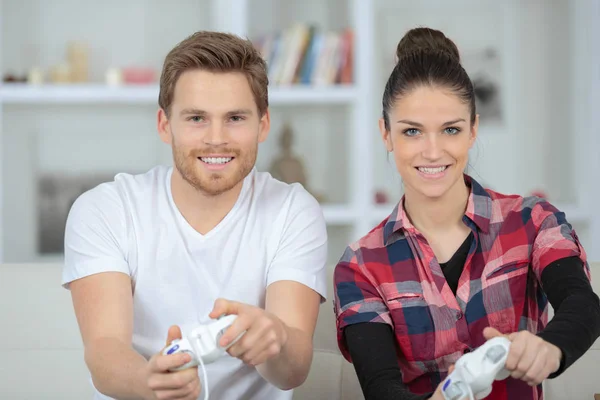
[469,114,479,148]
[379,118,393,152]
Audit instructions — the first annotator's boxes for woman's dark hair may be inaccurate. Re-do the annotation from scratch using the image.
[382,27,476,130]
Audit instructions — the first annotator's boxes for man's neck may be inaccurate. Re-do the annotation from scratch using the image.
[403,178,470,235]
[170,169,244,235]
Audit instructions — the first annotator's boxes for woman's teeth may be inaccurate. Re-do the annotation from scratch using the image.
[418,166,447,174]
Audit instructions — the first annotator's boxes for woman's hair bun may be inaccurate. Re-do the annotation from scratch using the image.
[396,27,461,64]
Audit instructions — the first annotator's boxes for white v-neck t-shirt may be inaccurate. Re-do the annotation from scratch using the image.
[62,165,328,400]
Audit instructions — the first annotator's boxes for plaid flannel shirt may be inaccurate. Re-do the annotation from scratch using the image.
[334,175,589,400]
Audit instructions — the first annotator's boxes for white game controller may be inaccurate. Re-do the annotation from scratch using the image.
[162,314,242,371]
[441,336,511,400]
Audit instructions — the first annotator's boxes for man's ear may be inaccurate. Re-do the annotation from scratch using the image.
[379,118,393,152]
[157,108,172,145]
[258,108,271,143]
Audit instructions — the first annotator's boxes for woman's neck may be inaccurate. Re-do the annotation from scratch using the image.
[403,178,470,235]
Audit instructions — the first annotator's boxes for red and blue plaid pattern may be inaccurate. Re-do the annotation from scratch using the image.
[334,175,589,399]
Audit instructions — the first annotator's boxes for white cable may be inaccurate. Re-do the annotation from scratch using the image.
[197,355,209,400]
[466,383,475,400]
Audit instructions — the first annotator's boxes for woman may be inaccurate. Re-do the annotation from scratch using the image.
[333,27,600,400]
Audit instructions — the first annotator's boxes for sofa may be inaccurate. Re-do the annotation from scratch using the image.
[1,262,599,399]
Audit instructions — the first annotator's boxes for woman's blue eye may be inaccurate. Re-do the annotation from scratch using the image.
[445,127,460,135]
[403,128,420,136]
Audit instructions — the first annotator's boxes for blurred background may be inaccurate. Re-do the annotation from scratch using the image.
[0,0,598,266]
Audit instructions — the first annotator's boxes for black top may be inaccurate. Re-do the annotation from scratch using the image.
[438,231,472,293]
[342,233,600,400]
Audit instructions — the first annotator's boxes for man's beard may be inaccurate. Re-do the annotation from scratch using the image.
[172,140,257,196]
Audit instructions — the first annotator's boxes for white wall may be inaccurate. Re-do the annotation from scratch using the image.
[371,0,574,200]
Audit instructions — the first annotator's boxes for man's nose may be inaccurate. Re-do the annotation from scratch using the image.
[204,122,228,146]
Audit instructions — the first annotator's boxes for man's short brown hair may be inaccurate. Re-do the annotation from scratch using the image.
[159,31,269,117]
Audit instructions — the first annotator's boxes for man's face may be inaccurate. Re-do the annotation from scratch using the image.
[158,69,269,196]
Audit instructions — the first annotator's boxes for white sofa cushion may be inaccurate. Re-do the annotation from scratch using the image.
[2,262,600,399]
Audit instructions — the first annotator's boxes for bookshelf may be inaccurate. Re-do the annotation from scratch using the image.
[0,0,376,264]
[0,83,359,105]
[0,0,598,263]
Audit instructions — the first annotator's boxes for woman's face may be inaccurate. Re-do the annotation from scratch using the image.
[379,85,478,201]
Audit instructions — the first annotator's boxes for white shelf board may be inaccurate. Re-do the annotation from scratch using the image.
[0,83,358,105]
[371,202,591,224]
[321,204,356,225]
[269,85,357,105]
[0,83,159,104]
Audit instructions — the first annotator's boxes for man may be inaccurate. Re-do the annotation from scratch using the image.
[63,31,328,400]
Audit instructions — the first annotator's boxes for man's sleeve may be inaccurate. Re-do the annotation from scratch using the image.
[62,183,131,289]
[266,187,328,302]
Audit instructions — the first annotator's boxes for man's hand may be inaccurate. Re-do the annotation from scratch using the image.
[483,327,562,386]
[209,298,288,366]
[142,325,202,400]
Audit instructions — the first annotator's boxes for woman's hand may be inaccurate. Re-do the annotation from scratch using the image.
[483,327,562,386]
[430,365,471,400]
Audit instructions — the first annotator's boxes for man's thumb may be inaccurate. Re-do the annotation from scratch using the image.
[166,325,182,346]
[209,298,238,319]
[483,326,503,340]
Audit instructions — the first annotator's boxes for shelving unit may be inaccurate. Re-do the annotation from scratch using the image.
[0,83,359,105]
[0,0,598,263]
[0,0,376,263]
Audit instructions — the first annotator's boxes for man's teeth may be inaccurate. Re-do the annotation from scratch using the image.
[418,166,447,174]
[200,157,233,164]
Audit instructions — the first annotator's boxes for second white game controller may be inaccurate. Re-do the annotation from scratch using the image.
[441,336,511,400]
[162,314,242,371]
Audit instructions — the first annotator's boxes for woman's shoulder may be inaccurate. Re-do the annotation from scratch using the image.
[336,214,414,273]
[334,220,387,268]
[484,187,568,227]
[347,218,393,253]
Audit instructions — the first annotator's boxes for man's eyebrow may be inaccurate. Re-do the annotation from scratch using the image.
[178,108,254,117]
[179,108,207,116]
[225,109,253,117]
